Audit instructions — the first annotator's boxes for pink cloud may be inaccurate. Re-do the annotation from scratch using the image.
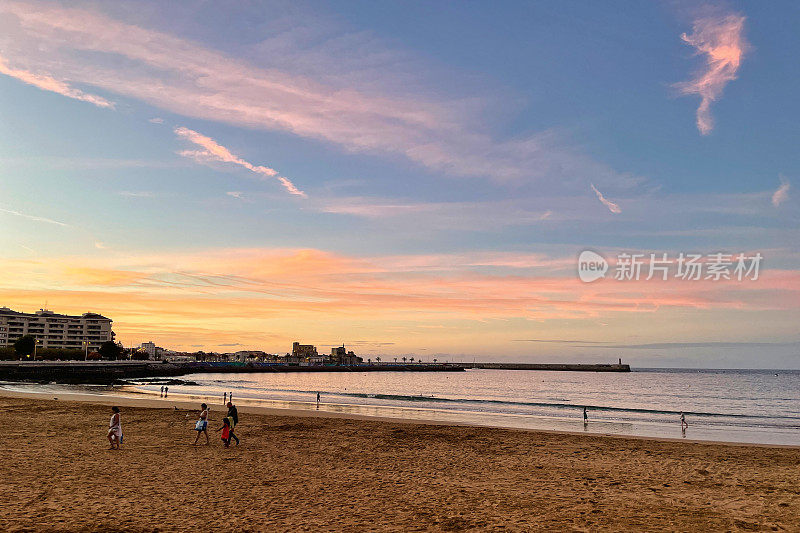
[174,127,306,197]
[772,176,790,207]
[590,184,622,214]
[0,54,113,109]
[0,1,629,185]
[675,13,747,135]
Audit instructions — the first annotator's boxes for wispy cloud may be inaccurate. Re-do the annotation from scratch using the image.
[0,54,114,109]
[0,207,69,227]
[148,117,164,124]
[675,13,746,135]
[118,191,155,198]
[0,1,631,187]
[590,184,622,214]
[174,127,306,198]
[226,191,244,200]
[94,241,107,250]
[772,176,790,207]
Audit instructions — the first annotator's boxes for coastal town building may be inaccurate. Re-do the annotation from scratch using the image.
[330,345,363,365]
[292,342,318,359]
[0,307,114,352]
[140,341,158,358]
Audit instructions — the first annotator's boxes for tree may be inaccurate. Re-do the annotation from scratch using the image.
[86,351,102,360]
[376,357,381,364]
[433,358,438,364]
[131,350,150,361]
[402,357,407,364]
[99,341,122,360]
[13,335,35,358]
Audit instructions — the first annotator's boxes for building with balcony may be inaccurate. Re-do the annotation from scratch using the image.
[0,307,114,352]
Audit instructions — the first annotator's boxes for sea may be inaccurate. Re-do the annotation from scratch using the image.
[4,368,799,446]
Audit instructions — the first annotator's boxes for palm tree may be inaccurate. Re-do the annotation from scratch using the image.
[410,357,415,364]
[433,358,438,364]
[402,357,407,364]
[367,358,372,365]
[376,356,381,363]
[394,357,398,364]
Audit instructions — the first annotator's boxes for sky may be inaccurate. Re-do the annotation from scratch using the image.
[0,0,798,367]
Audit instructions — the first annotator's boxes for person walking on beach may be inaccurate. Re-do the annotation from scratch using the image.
[680,412,688,429]
[316,392,320,405]
[193,403,209,445]
[217,417,232,447]
[224,392,227,405]
[160,386,164,398]
[226,402,240,446]
[583,406,588,424]
[229,392,233,403]
[164,386,169,398]
[107,406,122,449]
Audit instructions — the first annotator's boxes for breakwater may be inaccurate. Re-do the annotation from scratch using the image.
[463,362,630,372]
[0,361,465,384]
[0,360,628,384]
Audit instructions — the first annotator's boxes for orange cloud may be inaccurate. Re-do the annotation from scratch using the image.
[1,248,797,352]
[675,13,746,135]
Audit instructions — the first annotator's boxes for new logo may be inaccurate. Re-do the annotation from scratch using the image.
[578,250,608,282]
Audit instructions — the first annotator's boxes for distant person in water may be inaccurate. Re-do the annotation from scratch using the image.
[218,417,232,447]
[193,403,209,446]
[583,406,588,424]
[107,406,122,449]
[160,386,164,398]
[226,402,239,446]
[680,412,688,429]
[164,386,169,398]
[229,392,233,403]
[317,392,320,404]
[224,392,227,405]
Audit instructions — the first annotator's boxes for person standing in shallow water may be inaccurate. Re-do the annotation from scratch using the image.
[193,403,209,445]
[107,406,122,449]
[583,407,588,424]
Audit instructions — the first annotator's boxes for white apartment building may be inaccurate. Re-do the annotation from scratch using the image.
[0,307,115,351]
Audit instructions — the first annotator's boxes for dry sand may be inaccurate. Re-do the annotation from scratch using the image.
[0,395,798,532]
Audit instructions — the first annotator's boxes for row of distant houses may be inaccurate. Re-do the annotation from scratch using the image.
[190,342,364,365]
[1,307,369,365]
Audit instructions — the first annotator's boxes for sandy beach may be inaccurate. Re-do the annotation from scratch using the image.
[0,393,798,532]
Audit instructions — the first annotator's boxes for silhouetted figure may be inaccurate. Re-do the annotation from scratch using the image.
[160,386,164,398]
[226,402,240,446]
[680,412,688,430]
[583,406,588,425]
[164,386,169,398]
[224,392,227,405]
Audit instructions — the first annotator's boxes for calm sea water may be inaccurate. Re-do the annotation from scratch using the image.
[4,368,799,445]
[126,368,800,445]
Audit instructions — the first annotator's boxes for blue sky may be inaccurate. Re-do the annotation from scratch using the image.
[0,1,797,366]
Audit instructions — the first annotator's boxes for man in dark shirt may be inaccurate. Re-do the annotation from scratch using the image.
[226,402,240,445]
